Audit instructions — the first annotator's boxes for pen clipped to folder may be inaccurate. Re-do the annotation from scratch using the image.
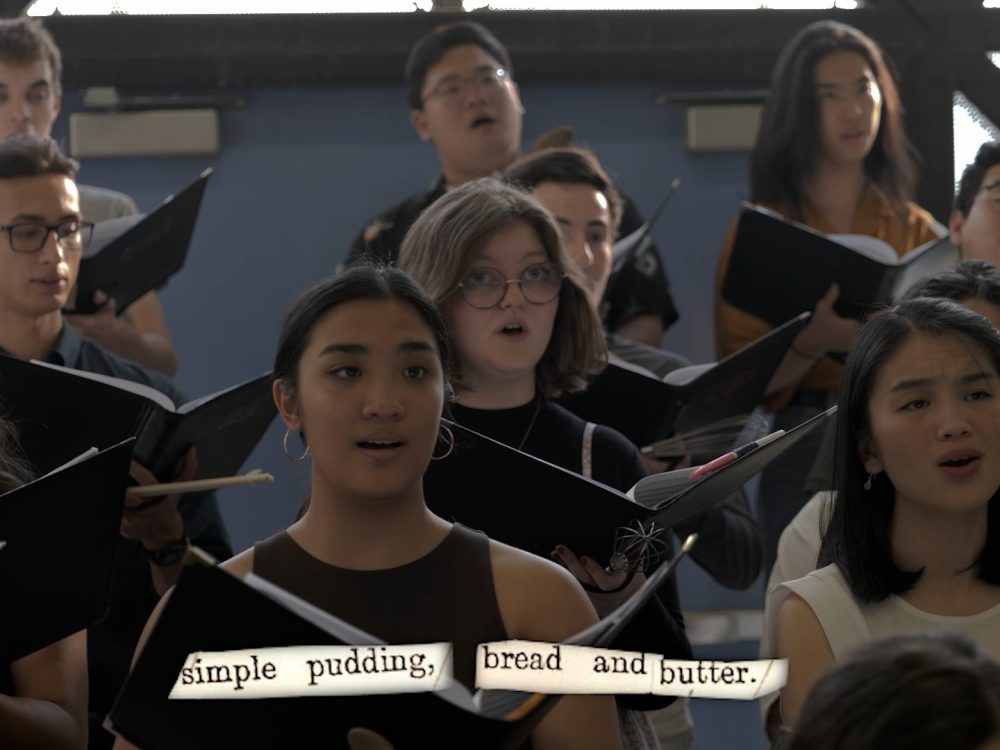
[687,429,786,481]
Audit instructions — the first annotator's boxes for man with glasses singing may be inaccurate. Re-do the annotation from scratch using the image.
[952,142,1000,265]
[347,20,680,349]
[0,136,231,750]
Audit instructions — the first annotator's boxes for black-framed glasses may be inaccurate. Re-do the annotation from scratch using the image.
[457,262,565,310]
[422,67,509,108]
[0,219,94,254]
[981,180,1000,214]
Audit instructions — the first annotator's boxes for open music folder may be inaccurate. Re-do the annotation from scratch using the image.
[66,168,212,315]
[0,354,275,480]
[0,440,133,663]
[107,535,694,750]
[722,202,958,326]
[558,312,808,447]
[424,408,833,566]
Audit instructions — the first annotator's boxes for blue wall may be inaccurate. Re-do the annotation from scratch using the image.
[56,82,750,563]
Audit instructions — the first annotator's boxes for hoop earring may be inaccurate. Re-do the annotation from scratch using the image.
[283,428,310,462]
[431,423,455,461]
[864,472,875,491]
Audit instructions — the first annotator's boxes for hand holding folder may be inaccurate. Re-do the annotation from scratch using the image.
[120,448,196,550]
[721,203,958,326]
[65,169,212,315]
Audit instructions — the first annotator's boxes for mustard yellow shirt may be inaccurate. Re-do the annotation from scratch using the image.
[714,186,942,412]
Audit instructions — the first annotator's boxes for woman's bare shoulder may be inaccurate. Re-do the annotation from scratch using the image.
[220,547,255,578]
[488,539,597,641]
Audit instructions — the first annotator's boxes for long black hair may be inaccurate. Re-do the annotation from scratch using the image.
[819,297,1000,602]
[750,20,917,216]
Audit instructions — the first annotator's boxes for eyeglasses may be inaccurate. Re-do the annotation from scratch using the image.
[980,181,1000,214]
[422,67,509,108]
[0,220,94,254]
[457,263,565,310]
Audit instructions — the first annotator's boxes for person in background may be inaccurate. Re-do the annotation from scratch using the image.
[504,146,762,594]
[0,134,230,750]
[347,19,678,349]
[951,142,1000,266]
[788,632,1000,750]
[714,20,943,579]
[0,17,177,376]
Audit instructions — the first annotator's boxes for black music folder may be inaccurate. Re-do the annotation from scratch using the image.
[107,555,550,750]
[722,203,958,326]
[107,536,695,750]
[424,408,833,565]
[66,169,212,315]
[558,312,808,447]
[0,440,133,663]
[0,354,275,480]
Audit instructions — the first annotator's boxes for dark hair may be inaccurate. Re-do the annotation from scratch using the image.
[398,177,606,398]
[0,17,62,85]
[504,147,623,234]
[750,21,916,215]
[0,135,77,180]
[405,21,512,110]
[819,297,1000,602]
[273,264,453,400]
[0,417,33,493]
[904,259,1000,309]
[955,142,1000,217]
[788,632,1000,750]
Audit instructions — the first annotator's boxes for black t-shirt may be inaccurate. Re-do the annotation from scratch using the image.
[450,397,647,494]
[346,177,680,332]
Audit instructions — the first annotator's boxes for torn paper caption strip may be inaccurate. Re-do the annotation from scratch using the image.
[169,644,453,699]
[475,641,787,699]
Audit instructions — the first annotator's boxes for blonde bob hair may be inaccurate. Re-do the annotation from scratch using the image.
[398,177,606,397]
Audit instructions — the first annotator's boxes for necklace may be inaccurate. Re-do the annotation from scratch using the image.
[518,396,542,452]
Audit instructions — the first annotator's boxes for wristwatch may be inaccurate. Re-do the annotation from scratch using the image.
[144,533,190,566]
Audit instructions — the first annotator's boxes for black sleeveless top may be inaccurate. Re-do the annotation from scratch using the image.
[252,523,507,691]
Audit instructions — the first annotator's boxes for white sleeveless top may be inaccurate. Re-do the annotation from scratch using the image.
[770,564,1000,661]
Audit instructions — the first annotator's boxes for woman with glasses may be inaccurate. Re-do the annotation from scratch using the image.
[398,177,648,499]
[398,178,691,750]
[0,417,87,750]
[713,20,944,580]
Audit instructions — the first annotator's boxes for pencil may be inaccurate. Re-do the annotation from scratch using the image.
[129,470,274,497]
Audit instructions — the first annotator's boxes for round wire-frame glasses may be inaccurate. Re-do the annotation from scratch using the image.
[457,262,565,310]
